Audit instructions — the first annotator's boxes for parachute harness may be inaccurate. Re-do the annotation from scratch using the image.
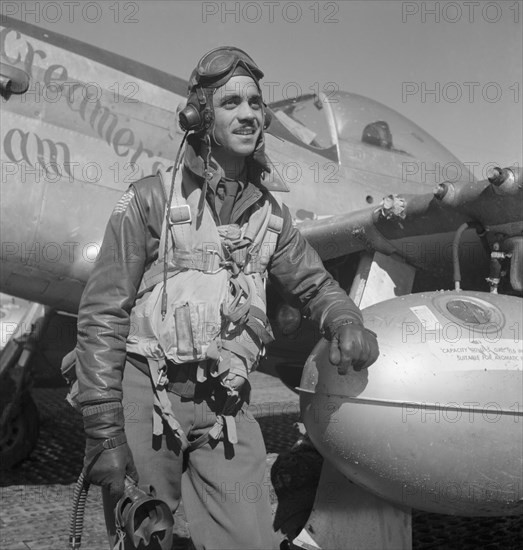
[132,133,281,452]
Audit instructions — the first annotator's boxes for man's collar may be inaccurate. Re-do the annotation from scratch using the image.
[182,133,289,193]
[183,137,218,187]
[183,134,270,191]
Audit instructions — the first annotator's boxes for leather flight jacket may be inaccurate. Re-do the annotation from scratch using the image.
[75,145,364,406]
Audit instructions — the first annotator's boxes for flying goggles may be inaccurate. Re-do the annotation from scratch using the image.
[188,46,264,91]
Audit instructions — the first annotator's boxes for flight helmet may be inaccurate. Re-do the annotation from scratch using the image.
[178,46,271,134]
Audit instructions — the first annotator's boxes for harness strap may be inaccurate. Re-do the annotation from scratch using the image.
[223,305,273,352]
[243,200,271,243]
[128,353,205,395]
[147,358,190,451]
[164,167,194,256]
[138,265,181,297]
[172,248,223,273]
[138,247,223,295]
[187,391,240,452]
[221,339,257,366]
[245,320,273,347]
[248,305,269,328]
[268,212,283,234]
[127,355,238,453]
[222,275,252,324]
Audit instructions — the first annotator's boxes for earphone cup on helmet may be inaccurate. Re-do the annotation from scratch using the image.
[178,90,214,133]
[178,102,202,132]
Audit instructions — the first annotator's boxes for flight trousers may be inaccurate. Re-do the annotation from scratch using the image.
[102,359,278,550]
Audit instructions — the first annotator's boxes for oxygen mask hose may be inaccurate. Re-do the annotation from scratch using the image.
[68,471,90,549]
[68,473,175,550]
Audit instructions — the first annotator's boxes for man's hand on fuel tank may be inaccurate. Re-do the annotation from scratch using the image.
[328,321,379,374]
[82,402,138,501]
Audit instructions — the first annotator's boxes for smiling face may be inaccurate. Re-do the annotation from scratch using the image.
[211,75,263,160]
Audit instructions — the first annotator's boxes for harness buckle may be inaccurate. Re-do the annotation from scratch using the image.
[203,249,224,274]
[169,204,191,225]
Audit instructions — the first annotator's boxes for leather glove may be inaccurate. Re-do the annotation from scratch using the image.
[82,402,138,501]
[327,320,379,374]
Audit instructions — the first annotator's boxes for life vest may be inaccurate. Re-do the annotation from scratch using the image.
[126,166,283,379]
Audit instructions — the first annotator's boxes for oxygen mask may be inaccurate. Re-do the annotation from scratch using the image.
[114,477,174,550]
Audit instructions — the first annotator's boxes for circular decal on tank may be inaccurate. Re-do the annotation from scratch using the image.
[431,294,505,333]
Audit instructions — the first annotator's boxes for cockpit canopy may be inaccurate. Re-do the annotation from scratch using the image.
[269,92,474,185]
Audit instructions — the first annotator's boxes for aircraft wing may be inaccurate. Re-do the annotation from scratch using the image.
[300,189,465,261]
[298,167,522,288]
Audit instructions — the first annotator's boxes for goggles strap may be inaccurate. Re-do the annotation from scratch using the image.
[196,86,206,105]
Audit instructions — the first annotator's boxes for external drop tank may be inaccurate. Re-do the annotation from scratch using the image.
[300,290,523,516]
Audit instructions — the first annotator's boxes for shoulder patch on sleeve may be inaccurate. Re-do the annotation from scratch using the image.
[112,189,135,216]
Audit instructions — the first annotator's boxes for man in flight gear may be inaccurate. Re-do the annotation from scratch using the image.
[74,46,379,549]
